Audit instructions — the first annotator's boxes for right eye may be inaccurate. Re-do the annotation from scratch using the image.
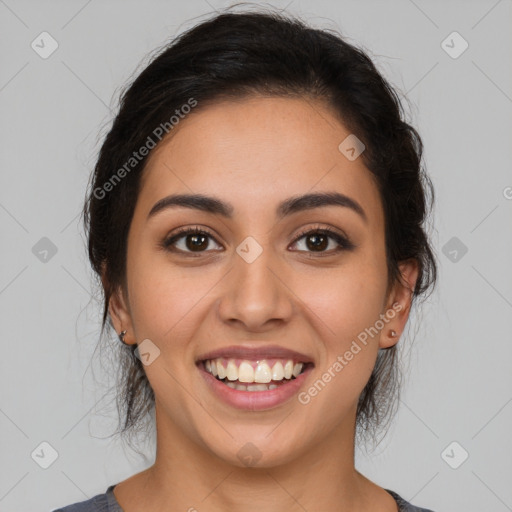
[160,226,223,255]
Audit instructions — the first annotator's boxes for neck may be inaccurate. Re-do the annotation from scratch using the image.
[129,403,379,512]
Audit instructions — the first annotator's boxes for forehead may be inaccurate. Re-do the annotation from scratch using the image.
[137,95,383,227]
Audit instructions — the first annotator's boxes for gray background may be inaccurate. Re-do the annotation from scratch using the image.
[1,0,511,511]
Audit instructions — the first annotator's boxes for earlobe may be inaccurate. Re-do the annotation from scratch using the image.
[379,259,419,349]
[379,325,400,350]
[107,283,134,345]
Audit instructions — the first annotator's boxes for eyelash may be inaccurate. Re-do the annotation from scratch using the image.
[160,224,355,257]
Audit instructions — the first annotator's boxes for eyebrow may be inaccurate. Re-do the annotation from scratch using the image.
[147,191,368,223]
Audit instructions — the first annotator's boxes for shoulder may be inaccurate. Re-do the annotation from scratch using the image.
[385,489,436,512]
[52,485,122,512]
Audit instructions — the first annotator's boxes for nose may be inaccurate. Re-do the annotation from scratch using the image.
[216,242,293,332]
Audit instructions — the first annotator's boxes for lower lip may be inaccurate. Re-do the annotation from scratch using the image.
[198,363,313,411]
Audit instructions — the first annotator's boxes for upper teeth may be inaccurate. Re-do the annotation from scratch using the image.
[205,359,304,383]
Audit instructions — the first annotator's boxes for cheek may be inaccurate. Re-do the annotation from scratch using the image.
[297,275,386,420]
[125,250,188,337]
[298,261,387,395]
[305,260,387,340]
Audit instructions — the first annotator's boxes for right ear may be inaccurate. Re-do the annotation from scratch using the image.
[102,263,135,345]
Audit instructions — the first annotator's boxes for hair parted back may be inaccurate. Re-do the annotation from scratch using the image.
[82,5,438,454]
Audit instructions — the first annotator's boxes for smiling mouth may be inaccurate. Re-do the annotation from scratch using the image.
[199,358,314,392]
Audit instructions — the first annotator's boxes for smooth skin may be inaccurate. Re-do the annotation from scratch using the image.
[107,95,418,512]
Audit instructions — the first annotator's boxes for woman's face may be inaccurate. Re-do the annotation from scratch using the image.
[109,95,417,467]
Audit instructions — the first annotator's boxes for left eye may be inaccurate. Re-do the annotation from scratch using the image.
[161,226,354,255]
[291,228,352,253]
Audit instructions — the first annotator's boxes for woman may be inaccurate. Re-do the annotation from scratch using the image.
[54,7,438,512]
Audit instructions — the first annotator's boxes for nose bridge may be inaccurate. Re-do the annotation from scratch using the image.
[218,235,292,329]
[235,235,279,303]
[237,241,275,292]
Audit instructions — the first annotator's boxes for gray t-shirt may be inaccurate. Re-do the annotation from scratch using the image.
[52,484,436,511]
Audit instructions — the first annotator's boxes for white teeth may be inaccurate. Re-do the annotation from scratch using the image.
[284,360,294,379]
[204,358,305,384]
[292,363,303,377]
[216,361,226,379]
[227,382,279,391]
[271,361,285,380]
[254,361,272,383]
[238,361,254,383]
[247,384,269,392]
[226,360,238,381]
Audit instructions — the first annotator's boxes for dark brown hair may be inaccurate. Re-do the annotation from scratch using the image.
[83,6,438,453]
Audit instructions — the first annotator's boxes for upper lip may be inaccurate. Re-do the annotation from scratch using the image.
[196,344,314,364]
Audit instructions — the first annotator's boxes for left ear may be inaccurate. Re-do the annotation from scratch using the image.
[379,259,419,349]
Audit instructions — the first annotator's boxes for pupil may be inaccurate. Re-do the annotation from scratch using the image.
[307,233,327,251]
[187,234,207,251]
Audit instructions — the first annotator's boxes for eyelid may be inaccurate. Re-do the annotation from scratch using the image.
[290,223,351,245]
